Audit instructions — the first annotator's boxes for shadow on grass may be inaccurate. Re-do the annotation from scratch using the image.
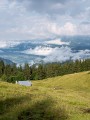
[0,95,32,115]
[83,108,90,114]
[18,98,68,120]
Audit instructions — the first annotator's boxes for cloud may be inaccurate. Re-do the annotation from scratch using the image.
[43,47,90,63]
[0,0,90,40]
[14,0,90,18]
[60,22,77,35]
[44,46,72,62]
[22,46,53,56]
[22,44,90,63]
[77,23,90,35]
[81,21,90,24]
[0,10,77,40]
[45,38,70,45]
[0,40,21,48]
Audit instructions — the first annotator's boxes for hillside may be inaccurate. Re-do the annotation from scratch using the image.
[0,71,90,120]
[0,57,14,65]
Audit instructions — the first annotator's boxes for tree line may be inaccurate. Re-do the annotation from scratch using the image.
[0,59,90,83]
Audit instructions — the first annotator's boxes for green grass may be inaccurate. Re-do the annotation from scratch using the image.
[0,71,90,120]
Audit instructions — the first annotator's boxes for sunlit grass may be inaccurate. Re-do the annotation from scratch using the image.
[0,71,90,120]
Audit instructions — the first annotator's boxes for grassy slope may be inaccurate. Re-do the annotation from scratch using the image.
[0,71,90,120]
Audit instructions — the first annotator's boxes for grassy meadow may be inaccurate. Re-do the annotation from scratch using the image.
[0,71,90,120]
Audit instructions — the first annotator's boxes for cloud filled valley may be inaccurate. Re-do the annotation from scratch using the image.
[0,36,90,65]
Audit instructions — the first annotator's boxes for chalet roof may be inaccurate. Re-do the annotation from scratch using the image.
[16,81,32,86]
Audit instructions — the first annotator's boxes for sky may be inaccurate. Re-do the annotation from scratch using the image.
[0,0,90,40]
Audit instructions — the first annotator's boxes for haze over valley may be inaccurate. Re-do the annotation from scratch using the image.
[0,36,90,65]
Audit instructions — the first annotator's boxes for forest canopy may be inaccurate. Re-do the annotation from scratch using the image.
[0,59,90,83]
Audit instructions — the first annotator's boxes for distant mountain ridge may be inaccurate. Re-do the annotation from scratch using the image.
[0,36,90,65]
[0,57,14,65]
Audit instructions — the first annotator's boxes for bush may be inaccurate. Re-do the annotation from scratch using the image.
[1,74,7,82]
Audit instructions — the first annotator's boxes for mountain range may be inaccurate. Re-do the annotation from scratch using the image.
[0,36,90,65]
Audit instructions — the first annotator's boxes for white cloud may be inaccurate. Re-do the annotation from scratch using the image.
[46,38,70,45]
[44,46,72,62]
[77,24,90,35]
[4,16,77,39]
[22,46,54,56]
[44,22,77,36]
[22,45,90,63]
[0,40,21,48]
[0,0,90,41]
[43,47,90,63]
[61,22,77,35]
